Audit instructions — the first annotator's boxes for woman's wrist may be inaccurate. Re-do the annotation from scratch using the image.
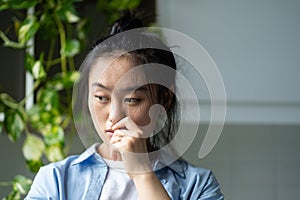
[132,171,156,182]
[132,171,171,200]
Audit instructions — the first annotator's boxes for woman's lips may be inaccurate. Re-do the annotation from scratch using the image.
[105,127,126,136]
[105,129,114,136]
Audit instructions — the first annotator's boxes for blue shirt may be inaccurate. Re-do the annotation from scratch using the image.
[25,144,224,200]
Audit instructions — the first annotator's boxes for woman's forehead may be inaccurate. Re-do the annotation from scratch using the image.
[89,56,147,91]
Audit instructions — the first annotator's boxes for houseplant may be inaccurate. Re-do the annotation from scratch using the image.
[0,0,141,199]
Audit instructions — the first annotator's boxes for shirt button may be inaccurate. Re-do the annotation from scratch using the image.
[161,179,168,184]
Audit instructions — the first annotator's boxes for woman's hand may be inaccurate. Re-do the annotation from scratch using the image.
[109,117,171,200]
[110,117,170,200]
[110,117,151,178]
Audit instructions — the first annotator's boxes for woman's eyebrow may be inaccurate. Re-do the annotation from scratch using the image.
[120,85,148,93]
[92,82,111,91]
[92,82,148,93]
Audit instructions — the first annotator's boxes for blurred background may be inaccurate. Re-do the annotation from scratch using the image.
[1,0,299,199]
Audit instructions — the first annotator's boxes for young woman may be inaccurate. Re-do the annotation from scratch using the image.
[25,11,224,200]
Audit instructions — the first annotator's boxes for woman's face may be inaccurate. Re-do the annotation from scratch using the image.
[88,56,160,144]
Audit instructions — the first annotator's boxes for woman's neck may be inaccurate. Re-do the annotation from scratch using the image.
[97,143,122,161]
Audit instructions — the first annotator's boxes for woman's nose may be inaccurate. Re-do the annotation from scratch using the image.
[108,101,125,124]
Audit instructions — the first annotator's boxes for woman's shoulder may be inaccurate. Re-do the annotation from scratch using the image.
[163,159,224,199]
[182,159,213,176]
[164,158,212,178]
[25,155,80,198]
[26,145,106,198]
[40,154,79,171]
[38,144,104,173]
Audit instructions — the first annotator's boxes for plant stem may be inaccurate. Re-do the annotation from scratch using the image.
[68,57,75,71]
[46,58,62,68]
[46,39,56,71]
[0,181,12,187]
[53,14,67,74]
[61,116,71,129]
[24,123,30,136]
[0,31,25,49]
[19,80,41,107]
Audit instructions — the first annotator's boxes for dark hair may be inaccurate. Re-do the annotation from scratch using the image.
[74,10,178,151]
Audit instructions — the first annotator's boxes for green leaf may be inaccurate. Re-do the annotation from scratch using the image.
[22,134,45,161]
[65,10,80,23]
[62,70,80,88]
[0,4,9,11]
[12,175,32,195]
[28,104,62,136]
[56,2,79,23]
[32,60,43,79]
[25,53,35,70]
[76,18,89,40]
[63,39,80,57]
[110,0,141,10]
[33,58,46,79]
[45,112,61,127]
[13,17,22,35]
[0,95,26,138]
[27,105,44,131]
[68,70,80,84]
[2,175,32,199]
[45,109,61,125]
[37,88,59,111]
[2,190,20,200]
[0,0,38,11]
[25,53,46,80]
[26,159,43,173]
[98,0,141,22]
[48,71,80,90]
[44,126,64,146]
[39,11,58,40]
[4,110,24,142]
[45,144,64,162]
[18,15,40,44]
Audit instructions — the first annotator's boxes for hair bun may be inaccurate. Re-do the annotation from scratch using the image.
[92,10,144,49]
[109,10,143,35]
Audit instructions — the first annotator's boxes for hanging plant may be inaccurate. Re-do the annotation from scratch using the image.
[0,0,141,198]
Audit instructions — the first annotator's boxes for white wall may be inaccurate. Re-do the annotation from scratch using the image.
[156,0,300,124]
[156,0,300,199]
[182,123,300,200]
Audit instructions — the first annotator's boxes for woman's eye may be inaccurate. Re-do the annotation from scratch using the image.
[95,95,109,103]
[124,98,141,105]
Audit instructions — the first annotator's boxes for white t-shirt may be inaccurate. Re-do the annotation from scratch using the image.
[99,159,138,200]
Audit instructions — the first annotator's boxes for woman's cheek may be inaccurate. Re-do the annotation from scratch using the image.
[94,108,106,125]
[128,106,152,127]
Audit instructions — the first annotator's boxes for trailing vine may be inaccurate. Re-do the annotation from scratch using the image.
[0,0,141,199]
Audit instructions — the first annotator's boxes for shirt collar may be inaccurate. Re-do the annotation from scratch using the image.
[71,143,186,177]
[153,150,186,178]
[71,143,106,167]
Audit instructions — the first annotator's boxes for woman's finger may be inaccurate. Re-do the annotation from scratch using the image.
[114,129,140,138]
[110,130,125,144]
[112,117,142,136]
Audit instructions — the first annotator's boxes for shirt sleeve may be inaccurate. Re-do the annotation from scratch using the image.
[24,165,62,200]
[197,170,224,200]
[181,164,224,200]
